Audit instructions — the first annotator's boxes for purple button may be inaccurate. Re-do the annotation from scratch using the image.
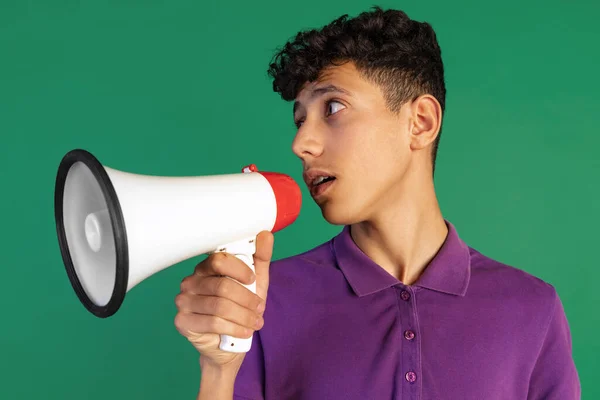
[400,290,411,301]
[404,330,415,340]
[405,371,417,383]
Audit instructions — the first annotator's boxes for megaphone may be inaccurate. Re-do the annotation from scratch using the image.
[54,149,301,353]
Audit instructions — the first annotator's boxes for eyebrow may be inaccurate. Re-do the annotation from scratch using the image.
[293,84,352,116]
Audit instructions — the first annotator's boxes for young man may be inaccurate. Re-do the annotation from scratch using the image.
[174,7,581,399]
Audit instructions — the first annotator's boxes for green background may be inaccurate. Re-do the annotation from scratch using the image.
[1,0,597,398]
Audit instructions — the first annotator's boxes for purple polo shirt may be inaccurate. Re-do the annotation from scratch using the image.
[232,220,580,399]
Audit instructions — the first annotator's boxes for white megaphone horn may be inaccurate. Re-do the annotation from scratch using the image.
[54,149,302,353]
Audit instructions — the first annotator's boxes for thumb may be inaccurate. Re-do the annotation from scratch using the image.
[253,230,274,306]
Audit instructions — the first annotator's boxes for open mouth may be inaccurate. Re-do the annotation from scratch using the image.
[309,176,336,197]
[313,176,336,187]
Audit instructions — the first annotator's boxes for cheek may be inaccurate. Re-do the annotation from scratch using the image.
[350,127,405,170]
[328,119,407,182]
[354,134,408,195]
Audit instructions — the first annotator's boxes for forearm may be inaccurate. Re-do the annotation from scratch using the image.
[197,358,241,400]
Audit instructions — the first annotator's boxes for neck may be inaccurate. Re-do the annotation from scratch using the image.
[349,171,448,285]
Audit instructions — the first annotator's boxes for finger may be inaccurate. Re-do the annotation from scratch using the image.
[193,252,256,285]
[180,275,265,311]
[175,293,264,331]
[254,230,274,302]
[174,312,254,339]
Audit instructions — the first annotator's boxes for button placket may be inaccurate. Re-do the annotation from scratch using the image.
[398,287,419,397]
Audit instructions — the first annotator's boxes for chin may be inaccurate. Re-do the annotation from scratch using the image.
[318,201,360,226]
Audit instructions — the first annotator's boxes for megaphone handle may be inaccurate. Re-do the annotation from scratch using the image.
[213,236,257,353]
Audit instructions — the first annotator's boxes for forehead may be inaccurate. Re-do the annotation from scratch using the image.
[296,62,360,100]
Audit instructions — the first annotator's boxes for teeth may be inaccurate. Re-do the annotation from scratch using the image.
[313,176,331,185]
[313,176,326,185]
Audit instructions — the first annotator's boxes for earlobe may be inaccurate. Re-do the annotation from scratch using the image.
[409,95,442,151]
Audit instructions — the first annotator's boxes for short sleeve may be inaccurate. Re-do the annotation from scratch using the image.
[233,330,265,400]
[527,289,581,399]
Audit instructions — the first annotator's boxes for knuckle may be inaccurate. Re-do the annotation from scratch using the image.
[206,316,220,332]
[174,293,186,309]
[211,297,227,316]
[180,276,191,291]
[210,252,228,271]
[215,277,231,297]
[173,313,186,331]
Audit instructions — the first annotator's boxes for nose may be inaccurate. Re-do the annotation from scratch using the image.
[291,122,324,161]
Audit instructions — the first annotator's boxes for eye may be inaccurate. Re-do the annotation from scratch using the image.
[293,100,346,128]
[326,100,346,117]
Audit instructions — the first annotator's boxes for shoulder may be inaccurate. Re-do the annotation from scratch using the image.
[271,238,337,269]
[460,246,571,362]
[467,246,559,313]
[465,248,580,395]
[265,238,341,295]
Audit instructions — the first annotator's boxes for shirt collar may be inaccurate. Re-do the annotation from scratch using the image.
[331,220,471,297]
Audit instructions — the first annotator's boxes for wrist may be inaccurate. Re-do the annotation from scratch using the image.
[197,357,242,400]
[199,356,242,381]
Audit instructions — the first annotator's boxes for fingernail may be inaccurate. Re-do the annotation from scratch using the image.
[255,317,263,329]
[257,301,266,313]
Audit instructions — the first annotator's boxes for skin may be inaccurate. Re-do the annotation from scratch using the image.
[292,61,448,285]
[176,61,450,398]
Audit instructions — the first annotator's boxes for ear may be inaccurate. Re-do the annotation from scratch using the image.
[409,94,442,151]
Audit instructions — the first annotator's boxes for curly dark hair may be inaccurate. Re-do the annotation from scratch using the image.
[267,6,446,175]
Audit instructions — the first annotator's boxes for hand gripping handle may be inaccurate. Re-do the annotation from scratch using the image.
[212,236,257,353]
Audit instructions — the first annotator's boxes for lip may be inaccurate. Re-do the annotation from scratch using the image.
[303,169,337,198]
[310,178,336,198]
[303,169,335,186]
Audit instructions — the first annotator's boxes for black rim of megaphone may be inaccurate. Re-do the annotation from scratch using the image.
[54,149,128,318]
